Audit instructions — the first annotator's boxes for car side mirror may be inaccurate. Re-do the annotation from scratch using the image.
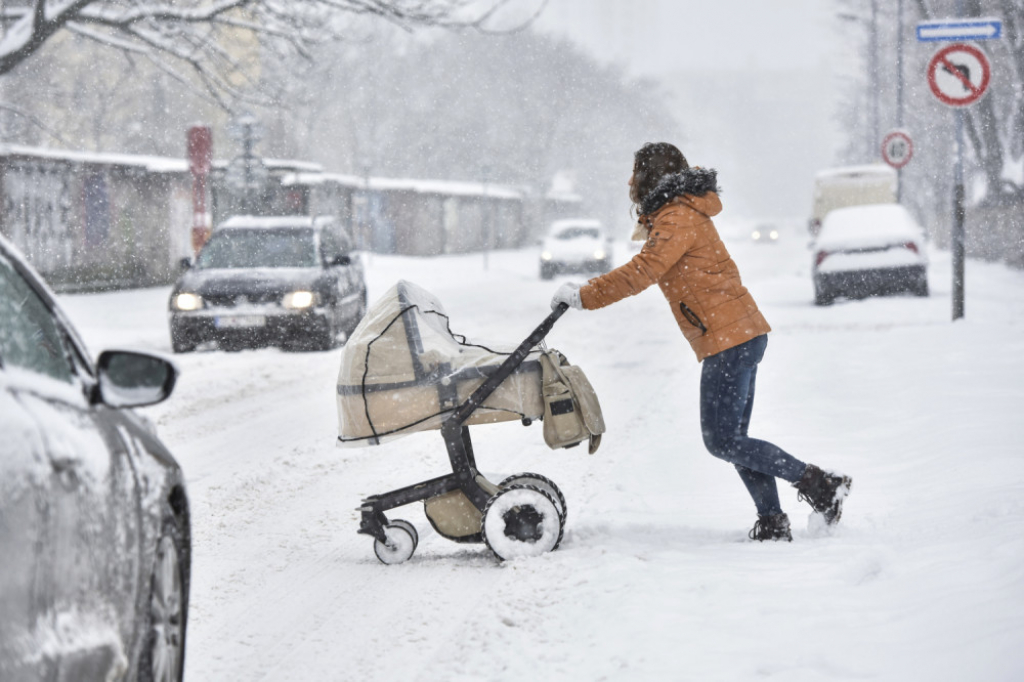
[95,350,177,408]
[329,254,352,267]
[178,257,192,273]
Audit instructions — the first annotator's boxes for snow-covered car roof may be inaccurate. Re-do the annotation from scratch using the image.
[816,204,924,251]
[548,219,603,235]
[218,215,335,230]
[814,164,897,182]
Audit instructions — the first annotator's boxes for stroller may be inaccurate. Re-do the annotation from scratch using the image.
[337,281,604,563]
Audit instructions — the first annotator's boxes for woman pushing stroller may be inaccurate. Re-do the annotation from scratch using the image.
[550,142,851,542]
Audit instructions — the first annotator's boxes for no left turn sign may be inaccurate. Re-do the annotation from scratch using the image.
[927,43,991,107]
[881,130,913,169]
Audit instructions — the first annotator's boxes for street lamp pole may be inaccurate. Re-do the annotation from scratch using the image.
[839,5,881,162]
[482,165,491,272]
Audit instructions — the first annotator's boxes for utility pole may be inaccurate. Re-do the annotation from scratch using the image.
[870,0,880,160]
[896,0,905,202]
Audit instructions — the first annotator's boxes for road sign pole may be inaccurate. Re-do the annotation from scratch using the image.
[924,42,993,321]
[953,109,966,320]
[919,12,1001,322]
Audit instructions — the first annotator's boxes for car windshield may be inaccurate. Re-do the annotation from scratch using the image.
[196,228,317,269]
[555,227,600,240]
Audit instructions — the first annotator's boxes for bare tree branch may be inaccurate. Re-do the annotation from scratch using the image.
[0,101,73,145]
[0,0,538,111]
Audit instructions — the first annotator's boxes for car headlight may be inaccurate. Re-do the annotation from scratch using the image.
[173,292,202,311]
[541,251,553,261]
[283,290,316,309]
[593,249,607,260]
[769,230,780,240]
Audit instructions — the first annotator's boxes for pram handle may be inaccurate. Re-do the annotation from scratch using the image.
[444,303,569,427]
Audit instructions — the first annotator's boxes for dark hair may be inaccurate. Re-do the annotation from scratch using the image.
[630,142,688,206]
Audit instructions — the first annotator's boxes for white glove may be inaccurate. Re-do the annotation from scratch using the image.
[551,282,582,311]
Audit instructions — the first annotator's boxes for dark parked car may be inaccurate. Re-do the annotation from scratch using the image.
[0,235,190,682]
[169,215,367,352]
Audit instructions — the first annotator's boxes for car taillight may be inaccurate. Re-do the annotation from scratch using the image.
[815,250,829,267]
[902,242,919,254]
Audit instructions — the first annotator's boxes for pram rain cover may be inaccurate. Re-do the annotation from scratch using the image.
[337,281,545,447]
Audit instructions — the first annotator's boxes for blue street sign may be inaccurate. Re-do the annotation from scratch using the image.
[917,18,1002,42]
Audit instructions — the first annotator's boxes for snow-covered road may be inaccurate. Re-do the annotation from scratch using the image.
[60,222,1024,681]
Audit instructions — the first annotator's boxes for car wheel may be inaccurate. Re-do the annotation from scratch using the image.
[814,281,834,306]
[170,332,195,354]
[912,272,929,297]
[343,301,366,342]
[317,327,338,351]
[138,514,188,682]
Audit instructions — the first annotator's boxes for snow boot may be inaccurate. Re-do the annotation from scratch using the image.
[748,513,792,542]
[794,464,852,525]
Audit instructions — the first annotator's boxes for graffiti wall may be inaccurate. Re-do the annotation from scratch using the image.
[0,148,192,291]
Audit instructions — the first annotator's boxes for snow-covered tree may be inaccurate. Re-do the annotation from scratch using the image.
[276,28,680,231]
[0,0,529,109]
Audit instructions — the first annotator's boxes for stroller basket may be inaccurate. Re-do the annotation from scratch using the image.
[338,281,604,563]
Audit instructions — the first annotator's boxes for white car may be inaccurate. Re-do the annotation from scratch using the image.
[812,203,928,305]
[1,234,190,681]
[539,219,611,280]
[751,224,780,243]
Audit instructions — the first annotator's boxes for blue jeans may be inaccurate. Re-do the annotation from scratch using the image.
[700,334,807,516]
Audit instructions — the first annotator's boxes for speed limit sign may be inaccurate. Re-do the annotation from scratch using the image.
[882,130,913,169]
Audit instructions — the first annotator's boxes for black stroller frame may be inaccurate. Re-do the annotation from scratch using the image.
[357,302,569,554]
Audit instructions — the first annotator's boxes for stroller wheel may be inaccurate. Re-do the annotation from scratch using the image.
[482,485,564,561]
[497,473,567,523]
[373,521,418,565]
[389,519,419,547]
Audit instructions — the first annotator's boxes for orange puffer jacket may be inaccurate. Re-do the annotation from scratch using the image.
[579,174,770,362]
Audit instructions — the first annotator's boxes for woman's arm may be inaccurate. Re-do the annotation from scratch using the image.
[579,211,696,310]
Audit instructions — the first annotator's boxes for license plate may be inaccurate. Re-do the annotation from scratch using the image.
[215,315,266,329]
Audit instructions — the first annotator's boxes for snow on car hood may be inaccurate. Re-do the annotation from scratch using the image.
[175,267,323,295]
[542,234,606,260]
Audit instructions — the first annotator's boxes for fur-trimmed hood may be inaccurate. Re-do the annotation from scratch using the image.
[631,167,721,241]
[639,167,720,217]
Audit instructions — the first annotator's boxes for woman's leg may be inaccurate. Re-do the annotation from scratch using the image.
[700,335,807,515]
[734,362,783,514]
